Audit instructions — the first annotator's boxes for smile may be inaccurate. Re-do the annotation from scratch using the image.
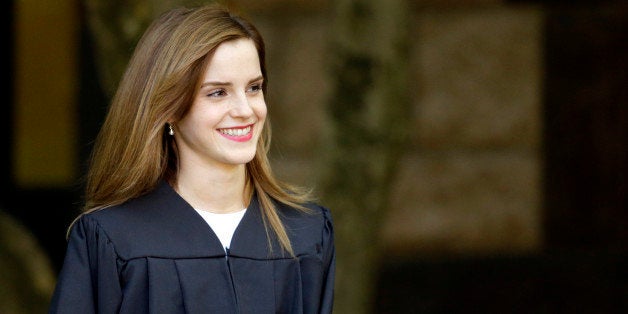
[217,125,253,142]
[218,125,251,136]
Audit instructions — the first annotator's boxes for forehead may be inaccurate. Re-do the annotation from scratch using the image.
[203,38,261,79]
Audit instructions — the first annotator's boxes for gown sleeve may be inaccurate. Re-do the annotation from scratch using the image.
[49,215,122,314]
[319,206,336,314]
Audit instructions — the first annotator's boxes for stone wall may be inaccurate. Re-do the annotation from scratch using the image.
[250,2,544,256]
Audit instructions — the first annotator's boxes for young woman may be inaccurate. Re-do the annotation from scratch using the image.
[49,4,335,313]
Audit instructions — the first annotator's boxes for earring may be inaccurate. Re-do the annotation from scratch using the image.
[168,124,175,136]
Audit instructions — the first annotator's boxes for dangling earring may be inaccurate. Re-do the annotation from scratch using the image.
[168,123,175,136]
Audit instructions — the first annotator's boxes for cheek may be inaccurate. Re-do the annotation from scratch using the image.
[189,107,222,127]
[254,101,268,122]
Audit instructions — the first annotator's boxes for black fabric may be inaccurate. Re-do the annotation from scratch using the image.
[49,181,335,314]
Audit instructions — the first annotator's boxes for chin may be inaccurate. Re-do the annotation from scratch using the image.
[228,151,257,165]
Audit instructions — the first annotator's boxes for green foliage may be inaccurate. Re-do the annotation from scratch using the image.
[320,0,412,313]
[0,210,56,314]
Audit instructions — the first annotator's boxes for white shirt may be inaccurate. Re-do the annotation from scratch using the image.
[194,208,247,251]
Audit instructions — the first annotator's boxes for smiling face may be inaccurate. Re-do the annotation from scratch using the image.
[174,38,267,171]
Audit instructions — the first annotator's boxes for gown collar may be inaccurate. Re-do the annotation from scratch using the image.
[156,180,285,259]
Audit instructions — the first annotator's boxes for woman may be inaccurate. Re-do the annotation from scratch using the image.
[49,3,335,313]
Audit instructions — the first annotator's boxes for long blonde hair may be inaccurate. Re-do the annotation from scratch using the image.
[79,3,311,255]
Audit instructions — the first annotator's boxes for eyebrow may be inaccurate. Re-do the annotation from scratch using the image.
[200,75,264,88]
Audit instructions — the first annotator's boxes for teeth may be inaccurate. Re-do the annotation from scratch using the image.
[220,126,251,136]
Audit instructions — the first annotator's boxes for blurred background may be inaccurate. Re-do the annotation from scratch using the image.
[2,0,626,313]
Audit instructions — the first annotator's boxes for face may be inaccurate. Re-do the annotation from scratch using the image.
[174,38,266,171]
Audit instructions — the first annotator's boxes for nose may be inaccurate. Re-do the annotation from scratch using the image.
[229,92,254,118]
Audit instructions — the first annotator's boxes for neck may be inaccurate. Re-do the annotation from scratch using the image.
[175,163,249,214]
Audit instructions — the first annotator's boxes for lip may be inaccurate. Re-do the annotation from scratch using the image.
[217,124,254,142]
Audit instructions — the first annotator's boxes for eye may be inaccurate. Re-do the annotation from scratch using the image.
[207,89,227,97]
[247,82,263,93]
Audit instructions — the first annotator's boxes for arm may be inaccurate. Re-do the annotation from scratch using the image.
[319,207,336,314]
[48,216,122,314]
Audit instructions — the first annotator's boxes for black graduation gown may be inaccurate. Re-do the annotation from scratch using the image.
[49,181,335,314]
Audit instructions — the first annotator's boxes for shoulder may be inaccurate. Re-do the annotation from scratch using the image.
[276,201,334,253]
[278,201,333,228]
[71,181,218,259]
[83,184,170,231]
[305,202,334,230]
[69,187,168,258]
[83,180,203,230]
